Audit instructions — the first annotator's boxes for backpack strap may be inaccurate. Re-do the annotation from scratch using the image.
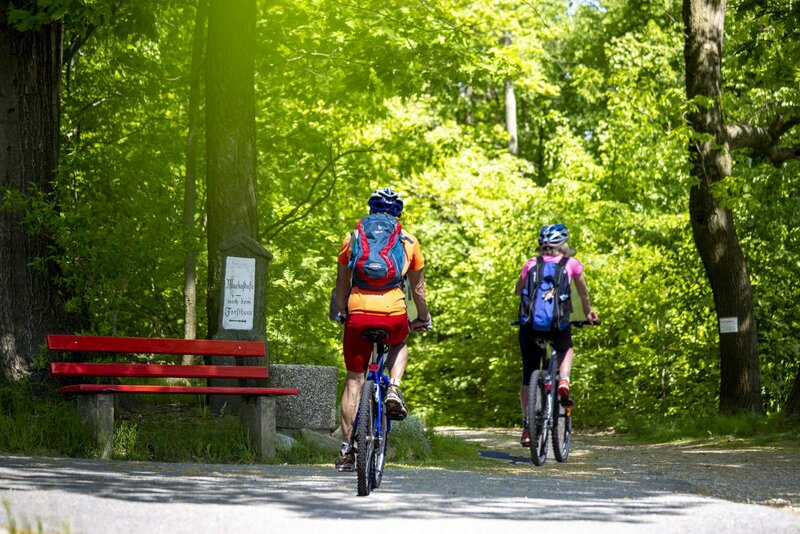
[553,256,571,327]
[554,256,570,285]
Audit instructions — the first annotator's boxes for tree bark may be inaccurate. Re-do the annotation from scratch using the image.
[182,0,207,364]
[205,0,259,341]
[502,31,518,156]
[0,16,65,380]
[683,0,762,412]
[786,370,800,417]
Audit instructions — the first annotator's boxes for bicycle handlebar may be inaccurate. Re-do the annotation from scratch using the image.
[510,319,601,327]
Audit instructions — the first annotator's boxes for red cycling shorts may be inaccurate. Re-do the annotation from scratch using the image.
[343,313,409,373]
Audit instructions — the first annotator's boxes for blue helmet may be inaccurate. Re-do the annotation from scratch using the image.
[368,187,404,217]
[539,224,569,247]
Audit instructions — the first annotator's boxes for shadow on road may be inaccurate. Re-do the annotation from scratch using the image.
[0,454,703,524]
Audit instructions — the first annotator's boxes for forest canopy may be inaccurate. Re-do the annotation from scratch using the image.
[1,0,798,427]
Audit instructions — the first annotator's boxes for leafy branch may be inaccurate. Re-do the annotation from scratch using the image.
[726,111,800,167]
[262,144,374,241]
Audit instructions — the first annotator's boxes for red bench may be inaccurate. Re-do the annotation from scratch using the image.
[47,334,300,459]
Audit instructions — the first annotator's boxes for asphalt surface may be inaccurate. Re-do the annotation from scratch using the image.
[1,432,799,533]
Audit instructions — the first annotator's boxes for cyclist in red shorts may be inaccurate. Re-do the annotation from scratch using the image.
[333,188,431,472]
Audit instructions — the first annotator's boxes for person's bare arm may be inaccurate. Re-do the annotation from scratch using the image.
[407,268,431,329]
[573,273,598,323]
[336,262,352,319]
[515,275,525,296]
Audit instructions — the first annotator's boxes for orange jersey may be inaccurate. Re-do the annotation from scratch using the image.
[338,229,424,316]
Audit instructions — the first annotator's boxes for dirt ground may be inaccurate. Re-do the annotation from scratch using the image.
[437,427,800,510]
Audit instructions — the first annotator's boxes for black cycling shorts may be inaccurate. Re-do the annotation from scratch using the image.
[518,322,573,386]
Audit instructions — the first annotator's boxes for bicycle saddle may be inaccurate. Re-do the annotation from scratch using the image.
[361,329,389,343]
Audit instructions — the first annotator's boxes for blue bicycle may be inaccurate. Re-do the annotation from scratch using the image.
[353,328,392,496]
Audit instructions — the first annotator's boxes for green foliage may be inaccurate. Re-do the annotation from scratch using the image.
[0,381,93,457]
[618,412,800,444]
[17,0,797,436]
[112,409,258,463]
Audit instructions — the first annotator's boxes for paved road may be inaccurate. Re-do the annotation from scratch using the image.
[1,433,799,533]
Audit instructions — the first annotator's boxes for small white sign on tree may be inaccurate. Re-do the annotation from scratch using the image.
[222,256,256,330]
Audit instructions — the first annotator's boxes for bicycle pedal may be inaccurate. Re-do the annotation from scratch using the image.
[560,397,575,408]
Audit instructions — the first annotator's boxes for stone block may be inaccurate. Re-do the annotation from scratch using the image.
[240,396,276,460]
[77,394,114,459]
[266,364,337,431]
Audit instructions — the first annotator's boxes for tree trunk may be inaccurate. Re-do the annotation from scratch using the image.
[786,369,800,417]
[683,0,762,412]
[182,0,207,364]
[205,0,259,340]
[502,31,518,156]
[0,17,65,380]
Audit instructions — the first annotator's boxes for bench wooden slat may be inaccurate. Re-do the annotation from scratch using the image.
[47,335,265,357]
[59,384,300,395]
[50,362,269,379]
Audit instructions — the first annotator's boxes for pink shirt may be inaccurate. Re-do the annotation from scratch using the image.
[519,255,583,283]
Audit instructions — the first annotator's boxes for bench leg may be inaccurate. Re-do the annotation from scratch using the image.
[241,396,276,460]
[77,394,114,459]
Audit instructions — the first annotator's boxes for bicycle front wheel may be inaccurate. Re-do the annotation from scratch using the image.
[356,379,376,496]
[372,399,388,489]
[552,387,572,462]
[527,370,548,466]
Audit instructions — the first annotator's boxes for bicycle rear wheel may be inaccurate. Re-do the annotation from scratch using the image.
[552,389,572,462]
[372,399,388,489]
[356,379,376,496]
[527,370,548,465]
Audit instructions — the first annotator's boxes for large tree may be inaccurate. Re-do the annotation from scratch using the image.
[0,8,64,380]
[683,0,799,413]
[205,0,259,338]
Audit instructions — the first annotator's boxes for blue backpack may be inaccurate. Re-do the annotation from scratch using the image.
[348,213,408,290]
[518,256,572,331]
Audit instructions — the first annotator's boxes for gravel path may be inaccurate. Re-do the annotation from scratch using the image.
[1,430,798,533]
[441,427,800,508]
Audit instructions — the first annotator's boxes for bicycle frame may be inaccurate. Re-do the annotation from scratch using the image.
[353,340,392,444]
[353,334,392,495]
[526,320,596,465]
[541,344,571,432]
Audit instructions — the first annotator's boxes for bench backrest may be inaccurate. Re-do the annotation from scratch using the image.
[47,335,265,357]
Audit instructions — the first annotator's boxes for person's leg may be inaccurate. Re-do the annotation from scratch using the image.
[553,326,574,398]
[558,347,574,380]
[340,370,365,444]
[518,325,545,446]
[385,341,408,384]
[519,326,544,418]
[337,314,371,470]
[383,315,411,419]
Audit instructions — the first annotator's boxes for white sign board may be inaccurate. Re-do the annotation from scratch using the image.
[719,317,739,334]
[222,256,256,330]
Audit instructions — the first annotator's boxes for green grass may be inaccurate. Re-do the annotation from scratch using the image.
[0,381,94,457]
[612,412,800,446]
[17,378,796,468]
[0,380,489,467]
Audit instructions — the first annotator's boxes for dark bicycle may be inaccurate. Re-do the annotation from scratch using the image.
[353,328,392,496]
[527,320,598,466]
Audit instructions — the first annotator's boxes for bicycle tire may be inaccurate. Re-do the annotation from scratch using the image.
[356,379,375,496]
[372,396,388,489]
[527,370,548,465]
[552,385,571,462]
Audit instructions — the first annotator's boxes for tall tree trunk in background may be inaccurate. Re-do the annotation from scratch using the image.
[683,0,761,412]
[0,16,65,380]
[182,0,208,364]
[786,371,800,417]
[205,0,258,339]
[502,31,518,156]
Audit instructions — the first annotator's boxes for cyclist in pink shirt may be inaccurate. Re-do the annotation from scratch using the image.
[514,224,598,447]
